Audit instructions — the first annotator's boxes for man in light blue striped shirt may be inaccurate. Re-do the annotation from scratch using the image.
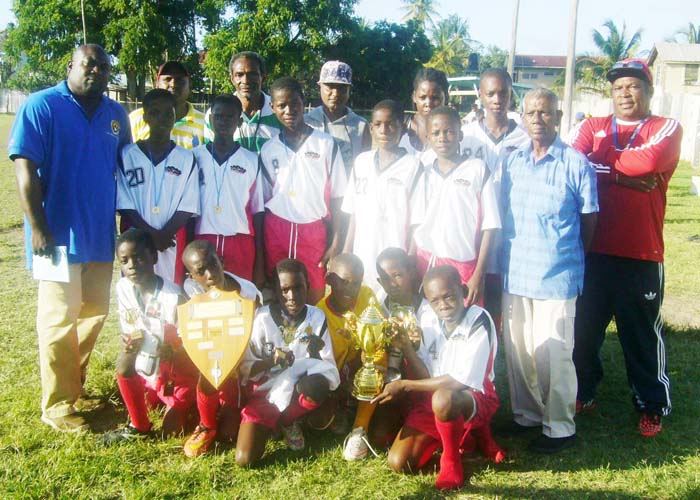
[500,88,598,454]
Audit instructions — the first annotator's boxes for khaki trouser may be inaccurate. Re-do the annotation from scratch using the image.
[36,262,113,418]
[502,292,577,438]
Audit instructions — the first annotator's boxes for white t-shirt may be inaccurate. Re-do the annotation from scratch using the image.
[416,305,497,392]
[116,276,182,338]
[460,119,530,273]
[411,158,501,262]
[238,304,334,383]
[342,150,421,297]
[260,129,347,223]
[193,143,263,237]
[117,143,199,282]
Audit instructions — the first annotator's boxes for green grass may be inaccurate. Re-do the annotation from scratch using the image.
[1,112,699,499]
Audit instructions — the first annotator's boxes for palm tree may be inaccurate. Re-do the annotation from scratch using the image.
[427,14,471,75]
[401,0,439,31]
[672,22,700,43]
[577,19,643,95]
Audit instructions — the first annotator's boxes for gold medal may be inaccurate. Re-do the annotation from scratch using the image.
[152,206,160,214]
[215,205,223,214]
[288,190,296,197]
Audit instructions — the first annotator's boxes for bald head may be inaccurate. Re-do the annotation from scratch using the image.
[67,44,111,98]
[329,253,364,278]
[423,265,462,291]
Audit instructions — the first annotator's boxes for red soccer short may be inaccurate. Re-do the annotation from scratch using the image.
[195,233,255,281]
[141,358,198,411]
[240,383,319,430]
[404,389,499,445]
[416,248,482,306]
[264,211,327,291]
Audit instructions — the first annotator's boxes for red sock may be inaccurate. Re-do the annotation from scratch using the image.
[197,387,220,430]
[473,425,506,463]
[281,394,319,426]
[116,374,151,432]
[435,415,465,490]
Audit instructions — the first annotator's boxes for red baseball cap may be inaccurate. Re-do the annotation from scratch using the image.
[606,58,652,85]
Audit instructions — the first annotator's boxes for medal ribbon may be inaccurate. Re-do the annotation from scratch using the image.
[612,116,648,150]
[148,145,170,212]
[208,143,228,210]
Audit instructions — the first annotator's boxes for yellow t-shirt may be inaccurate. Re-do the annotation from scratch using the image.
[317,285,376,370]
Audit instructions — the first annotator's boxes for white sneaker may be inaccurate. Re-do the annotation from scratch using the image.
[343,427,371,461]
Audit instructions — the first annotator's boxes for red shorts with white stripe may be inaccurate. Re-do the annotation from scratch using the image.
[142,359,199,411]
[416,248,481,306]
[404,389,499,444]
[263,211,327,291]
[195,233,255,281]
[240,383,319,430]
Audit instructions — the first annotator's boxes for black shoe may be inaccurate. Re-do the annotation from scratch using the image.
[528,434,576,454]
[495,420,540,436]
[101,425,150,446]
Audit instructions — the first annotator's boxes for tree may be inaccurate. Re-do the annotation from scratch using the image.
[576,19,643,95]
[427,14,471,75]
[478,45,508,72]
[670,22,700,44]
[324,20,432,109]
[401,0,439,31]
[203,0,357,94]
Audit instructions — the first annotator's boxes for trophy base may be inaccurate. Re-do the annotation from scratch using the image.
[352,364,385,401]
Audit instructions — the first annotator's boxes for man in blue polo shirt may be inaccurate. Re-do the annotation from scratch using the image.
[500,88,598,454]
[9,44,131,432]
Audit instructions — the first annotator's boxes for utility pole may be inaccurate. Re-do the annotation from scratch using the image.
[80,0,87,44]
[561,0,580,137]
[507,0,520,79]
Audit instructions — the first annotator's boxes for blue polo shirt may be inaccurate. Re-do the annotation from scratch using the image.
[500,136,598,300]
[8,81,131,265]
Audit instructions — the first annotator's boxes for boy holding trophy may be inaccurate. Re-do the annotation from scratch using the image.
[374,266,505,491]
[103,229,198,443]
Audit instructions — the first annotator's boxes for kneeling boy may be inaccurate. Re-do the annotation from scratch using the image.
[374,265,504,491]
[103,229,197,443]
[236,259,338,466]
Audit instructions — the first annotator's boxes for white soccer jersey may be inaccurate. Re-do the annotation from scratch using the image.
[398,133,436,166]
[342,150,421,296]
[204,92,281,147]
[238,304,334,382]
[416,305,497,392]
[116,276,182,339]
[260,129,347,223]
[117,143,199,282]
[411,158,501,262]
[183,271,262,304]
[461,119,529,273]
[193,143,263,237]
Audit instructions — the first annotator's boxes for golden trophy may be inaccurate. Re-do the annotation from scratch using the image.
[385,305,418,382]
[345,298,392,401]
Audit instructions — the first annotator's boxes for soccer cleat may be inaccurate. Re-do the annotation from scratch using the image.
[638,413,662,437]
[342,426,380,461]
[575,399,597,414]
[101,425,150,445]
[281,421,305,451]
[41,413,89,433]
[183,424,217,457]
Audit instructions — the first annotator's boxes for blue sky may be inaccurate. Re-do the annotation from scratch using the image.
[0,0,693,56]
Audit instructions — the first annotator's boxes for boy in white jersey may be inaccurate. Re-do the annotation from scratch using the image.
[374,266,504,491]
[259,77,347,304]
[342,100,421,300]
[193,94,265,286]
[102,229,198,444]
[411,106,500,306]
[118,89,199,285]
[461,69,529,328]
[236,259,338,466]
[180,240,261,457]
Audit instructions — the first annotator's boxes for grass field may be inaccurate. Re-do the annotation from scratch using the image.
[0,112,699,500]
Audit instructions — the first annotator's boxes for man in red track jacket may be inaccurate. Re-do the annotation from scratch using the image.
[570,58,682,437]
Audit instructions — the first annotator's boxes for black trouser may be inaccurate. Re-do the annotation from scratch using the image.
[573,253,671,416]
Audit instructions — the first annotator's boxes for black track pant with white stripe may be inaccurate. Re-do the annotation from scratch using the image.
[573,253,671,416]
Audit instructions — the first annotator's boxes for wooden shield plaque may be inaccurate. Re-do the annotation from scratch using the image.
[178,287,255,389]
